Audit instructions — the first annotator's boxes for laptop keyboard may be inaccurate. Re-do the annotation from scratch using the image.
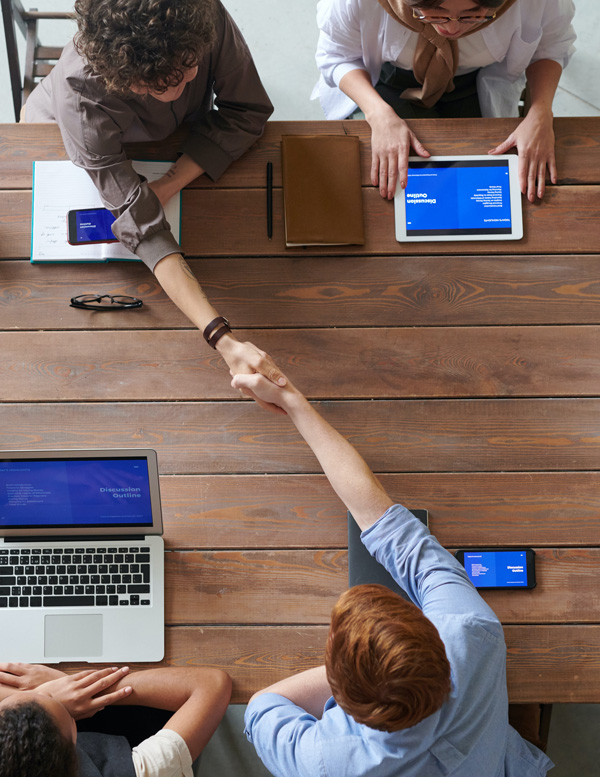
[0,545,151,608]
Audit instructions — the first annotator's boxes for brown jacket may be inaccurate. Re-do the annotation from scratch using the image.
[25,2,273,269]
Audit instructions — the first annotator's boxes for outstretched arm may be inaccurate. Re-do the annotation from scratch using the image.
[153,254,286,393]
[231,372,393,530]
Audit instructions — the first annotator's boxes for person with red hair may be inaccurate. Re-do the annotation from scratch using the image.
[235,369,553,777]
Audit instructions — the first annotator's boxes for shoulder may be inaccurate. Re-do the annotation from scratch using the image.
[502,0,574,22]
[245,695,323,777]
[132,729,193,777]
[317,0,385,26]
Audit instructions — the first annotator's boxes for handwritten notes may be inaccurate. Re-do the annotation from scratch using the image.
[31,160,181,263]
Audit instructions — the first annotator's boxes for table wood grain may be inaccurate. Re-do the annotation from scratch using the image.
[1,118,599,702]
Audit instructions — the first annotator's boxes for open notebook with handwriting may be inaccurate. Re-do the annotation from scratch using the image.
[30,160,181,263]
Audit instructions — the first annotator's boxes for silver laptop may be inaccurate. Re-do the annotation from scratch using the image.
[0,449,164,662]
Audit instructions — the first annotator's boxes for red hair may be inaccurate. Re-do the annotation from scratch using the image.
[325,584,451,731]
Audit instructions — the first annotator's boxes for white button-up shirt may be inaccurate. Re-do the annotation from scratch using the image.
[312,0,576,119]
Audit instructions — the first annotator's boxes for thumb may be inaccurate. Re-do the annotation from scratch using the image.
[489,135,515,155]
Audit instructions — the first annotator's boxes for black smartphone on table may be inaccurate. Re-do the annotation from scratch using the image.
[67,207,117,245]
[455,548,536,589]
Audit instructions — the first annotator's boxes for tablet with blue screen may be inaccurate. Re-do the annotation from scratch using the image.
[395,155,523,242]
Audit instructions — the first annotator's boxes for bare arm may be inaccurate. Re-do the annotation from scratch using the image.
[339,68,429,199]
[249,666,331,718]
[153,253,286,393]
[231,373,393,530]
[100,667,232,761]
[489,59,562,201]
[148,154,205,208]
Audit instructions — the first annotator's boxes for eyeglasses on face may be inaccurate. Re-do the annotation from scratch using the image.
[70,294,144,311]
[412,8,497,24]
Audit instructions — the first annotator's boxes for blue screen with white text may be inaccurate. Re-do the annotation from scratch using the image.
[75,208,116,243]
[405,160,512,236]
[0,458,153,528]
[461,550,529,588]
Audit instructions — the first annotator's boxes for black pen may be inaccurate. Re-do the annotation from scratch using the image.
[266,161,273,240]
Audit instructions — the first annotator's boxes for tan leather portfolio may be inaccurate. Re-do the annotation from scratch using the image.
[281,134,365,246]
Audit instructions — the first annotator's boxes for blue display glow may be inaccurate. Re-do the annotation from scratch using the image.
[75,208,116,243]
[406,160,512,236]
[461,550,530,588]
[0,458,153,527]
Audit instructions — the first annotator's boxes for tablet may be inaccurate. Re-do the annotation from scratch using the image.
[395,155,523,242]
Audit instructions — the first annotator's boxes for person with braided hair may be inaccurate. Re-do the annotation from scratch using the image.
[313,0,575,203]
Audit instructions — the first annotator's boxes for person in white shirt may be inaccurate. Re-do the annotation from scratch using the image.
[313,0,575,203]
[0,662,231,777]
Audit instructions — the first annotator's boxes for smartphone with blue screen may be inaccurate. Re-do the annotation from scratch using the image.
[67,207,118,245]
[455,548,536,589]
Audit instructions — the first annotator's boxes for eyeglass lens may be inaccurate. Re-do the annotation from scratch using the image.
[414,10,494,23]
[71,294,142,307]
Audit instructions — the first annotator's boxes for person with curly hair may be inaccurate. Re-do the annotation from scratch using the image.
[24,0,285,391]
[313,0,575,203]
[0,663,231,777]
[233,369,554,777]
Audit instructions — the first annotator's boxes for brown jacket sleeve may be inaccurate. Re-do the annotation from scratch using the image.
[180,6,274,181]
[27,3,272,271]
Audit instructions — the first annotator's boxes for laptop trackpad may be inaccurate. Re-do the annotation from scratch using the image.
[44,615,103,658]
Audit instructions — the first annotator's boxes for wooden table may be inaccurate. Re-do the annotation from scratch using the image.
[1,118,600,703]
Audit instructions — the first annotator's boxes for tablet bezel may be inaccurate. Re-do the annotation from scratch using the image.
[394,154,523,242]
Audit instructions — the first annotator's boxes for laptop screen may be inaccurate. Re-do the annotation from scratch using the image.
[0,455,154,529]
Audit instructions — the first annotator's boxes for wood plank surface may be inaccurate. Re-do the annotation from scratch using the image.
[2,184,600,258]
[3,399,600,473]
[61,624,600,703]
[2,118,598,188]
[4,326,600,401]
[2,116,600,702]
[163,548,600,626]
[157,472,600,549]
[3,255,600,330]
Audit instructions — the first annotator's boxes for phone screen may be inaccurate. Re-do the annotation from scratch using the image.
[68,208,117,244]
[457,549,534,588]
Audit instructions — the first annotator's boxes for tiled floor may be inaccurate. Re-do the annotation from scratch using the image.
[1,2,600,773]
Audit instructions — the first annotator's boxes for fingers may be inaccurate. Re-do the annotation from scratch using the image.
[231,373,258,393]
[232,382,287,416]
[411,134,431,159]
[245,343,286,387]
[517,153,528,199]
[536,161,547,200]
[379,154,398,200]
[0,672,21,687]
[548,154,558,186]
[370,154,379,189]
[89,684,133,710]
[84,666,130,695]
[526,158,537,202]
[0,662,27,675]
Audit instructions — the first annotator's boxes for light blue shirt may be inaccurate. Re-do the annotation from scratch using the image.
[245,504,554,777]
